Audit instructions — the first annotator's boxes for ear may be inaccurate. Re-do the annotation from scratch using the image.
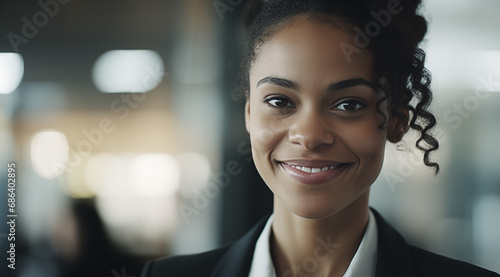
[245,100,251,134]
[387,107,410,143]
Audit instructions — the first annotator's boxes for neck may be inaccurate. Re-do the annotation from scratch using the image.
[270,192,370,277]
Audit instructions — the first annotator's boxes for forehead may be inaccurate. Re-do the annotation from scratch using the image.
[250,16,374,86]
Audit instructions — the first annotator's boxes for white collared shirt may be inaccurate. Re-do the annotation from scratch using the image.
[248,210,378,277]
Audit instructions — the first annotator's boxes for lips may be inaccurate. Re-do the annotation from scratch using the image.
[278,160,350,185]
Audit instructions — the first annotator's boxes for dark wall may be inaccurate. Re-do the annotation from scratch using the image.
[218,0,273,245]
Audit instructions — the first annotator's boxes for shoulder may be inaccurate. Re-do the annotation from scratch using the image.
[140,246,230,277]
[371,208,499,277]
[142,216,269,277]
[140,215,270,277]
[408,245,499,277]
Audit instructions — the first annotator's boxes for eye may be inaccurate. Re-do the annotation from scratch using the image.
[333,100,365,112]
[264,96,295,109]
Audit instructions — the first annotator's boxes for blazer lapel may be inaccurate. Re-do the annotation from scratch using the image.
[210,210,418,277]
[210,216,270,277]
[372,209,416,277]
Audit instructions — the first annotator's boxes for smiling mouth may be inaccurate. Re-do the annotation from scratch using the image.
[288,164,343,173]
[278,160,351,185]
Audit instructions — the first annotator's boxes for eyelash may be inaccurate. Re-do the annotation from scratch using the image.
[263,96,365,113]
[332,100,366,112]
[264,96,295,109]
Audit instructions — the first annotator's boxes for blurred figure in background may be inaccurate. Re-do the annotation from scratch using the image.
[53,200,143,277]
[20,200,143,277]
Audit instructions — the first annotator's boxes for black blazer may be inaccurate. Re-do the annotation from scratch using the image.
[141,209,499,277]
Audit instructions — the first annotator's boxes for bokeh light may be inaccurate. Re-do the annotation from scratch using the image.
[177,152,211,196]
[30,130,69,179]
[130,153,180,198]
[92,50,164,93]
[0,52,24,94]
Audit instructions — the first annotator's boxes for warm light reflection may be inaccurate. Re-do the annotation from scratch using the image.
[84,153,122,196]
[177,152,211,195]
[95,193,177,252]
[130,153,180,198]
[31,130,69,179]
[92,50,164,93]
[0,53,24,94]
[84,153,180,198]
[64,162,95,199]
[88,153,179,252]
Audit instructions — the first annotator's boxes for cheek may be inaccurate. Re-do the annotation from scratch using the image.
[248,111,289,187]
[249,110,288,153]
[344,120,387,164]
[250,122,278,151]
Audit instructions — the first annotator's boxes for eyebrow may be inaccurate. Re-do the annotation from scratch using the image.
[256,76,376,92]
[257,77,298,90]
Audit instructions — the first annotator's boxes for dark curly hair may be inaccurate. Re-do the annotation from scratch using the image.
[240,0,440,174]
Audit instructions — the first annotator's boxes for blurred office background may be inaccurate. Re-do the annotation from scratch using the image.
[0,0,499,276]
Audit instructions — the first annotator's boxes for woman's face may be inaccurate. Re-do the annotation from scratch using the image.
[245,16,388,219]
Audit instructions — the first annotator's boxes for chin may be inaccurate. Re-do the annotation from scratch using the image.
[291,208,344,221]
[285,197,350,220]
[277,186,371,221]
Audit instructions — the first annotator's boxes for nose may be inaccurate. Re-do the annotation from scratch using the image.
[288,109,335,150]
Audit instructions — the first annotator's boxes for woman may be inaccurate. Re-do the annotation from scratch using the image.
[142,0,499,276]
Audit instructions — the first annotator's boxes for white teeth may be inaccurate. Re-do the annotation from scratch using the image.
[289,164,340,173]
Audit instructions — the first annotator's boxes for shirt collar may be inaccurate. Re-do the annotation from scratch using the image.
[248,214,276,277]
[248,210,378,277]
